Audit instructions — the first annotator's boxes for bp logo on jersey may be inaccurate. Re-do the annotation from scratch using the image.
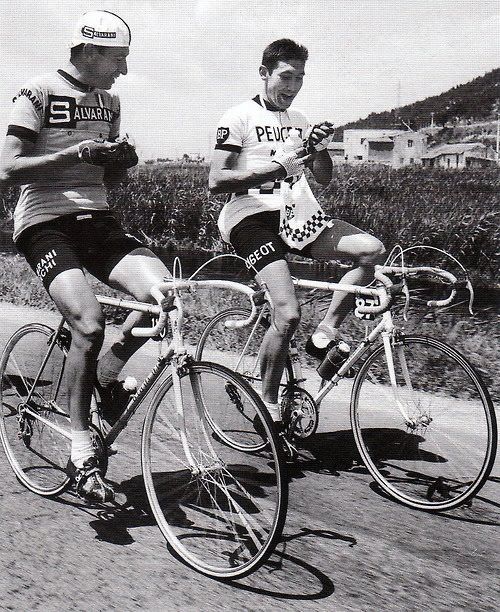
[216,127,230,144]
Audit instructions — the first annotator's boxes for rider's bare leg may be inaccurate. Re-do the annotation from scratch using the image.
[97,248,171,384]
[308,221,385,339]
[48,269,105,465]
[256,260,300,413]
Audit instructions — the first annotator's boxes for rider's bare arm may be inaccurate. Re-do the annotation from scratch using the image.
[0,135,116,186]
[209,148,288,194]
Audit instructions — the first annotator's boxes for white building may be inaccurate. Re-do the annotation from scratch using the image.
[334,129,427,167]
[421,143,497,169]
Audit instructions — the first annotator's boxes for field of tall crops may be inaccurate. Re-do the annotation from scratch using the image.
[1,164,498,285]
[114,164,499,286]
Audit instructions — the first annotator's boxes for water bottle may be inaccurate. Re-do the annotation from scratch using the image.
[317,341,351,380]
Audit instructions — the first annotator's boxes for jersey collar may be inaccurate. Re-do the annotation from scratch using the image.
[252,94,282,112]
[57,69,94,93]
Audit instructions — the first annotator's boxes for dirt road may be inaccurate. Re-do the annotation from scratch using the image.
[0,302,498,611]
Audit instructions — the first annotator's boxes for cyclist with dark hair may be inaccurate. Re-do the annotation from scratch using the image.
[210,38,385,424]
[0,11,171,502]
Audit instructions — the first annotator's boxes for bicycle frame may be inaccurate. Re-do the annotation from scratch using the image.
[235,264,461,415]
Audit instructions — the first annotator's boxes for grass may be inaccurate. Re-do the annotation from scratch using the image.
[0,163,498,399]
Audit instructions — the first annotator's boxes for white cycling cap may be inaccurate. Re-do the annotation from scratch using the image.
[71,10,131,47]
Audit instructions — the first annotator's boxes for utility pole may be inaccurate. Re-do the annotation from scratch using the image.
[496,111,499,163]
[494,99,500,163]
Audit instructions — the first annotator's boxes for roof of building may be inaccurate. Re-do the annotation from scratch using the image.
[327,142,345,151]
[422,142,485,159]
[344,129,405,136]
[367,137,394,143]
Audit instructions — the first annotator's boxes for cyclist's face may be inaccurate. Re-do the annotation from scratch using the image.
[87,47,129,90]
[260,59,305,110]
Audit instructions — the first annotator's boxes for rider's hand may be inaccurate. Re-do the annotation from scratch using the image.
[77,139,121,166]
[78,138,138,169]
[272,146,310,178]
[306,121,335,154]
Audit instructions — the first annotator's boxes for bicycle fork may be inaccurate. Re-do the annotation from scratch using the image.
[382,331,432,430]
[170,356,221,474]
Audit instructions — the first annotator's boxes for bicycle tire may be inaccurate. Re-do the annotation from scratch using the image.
[351,335,497,511]
[0,323,72,496]
[141,360,288,579]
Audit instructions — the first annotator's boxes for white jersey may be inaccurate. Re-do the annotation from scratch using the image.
[215,95,315,242]
[7,69,120,241]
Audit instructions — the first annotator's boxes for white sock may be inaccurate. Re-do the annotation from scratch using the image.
[71,429,94,469]
[311,330,331,348]
[263,401,281,422]
[312,324,340,347]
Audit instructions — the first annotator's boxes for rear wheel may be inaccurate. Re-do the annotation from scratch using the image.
[141,360,288,579]
[351,335,497,511]
[0,324,72,496]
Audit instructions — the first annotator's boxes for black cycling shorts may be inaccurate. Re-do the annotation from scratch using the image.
[229,210,314,274]
[16,211,145,290]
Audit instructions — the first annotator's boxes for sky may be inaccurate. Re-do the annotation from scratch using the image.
[0,0,498,160]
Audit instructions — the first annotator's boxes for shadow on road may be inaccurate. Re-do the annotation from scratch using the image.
[230,527,353,599]
[297,428,445,477]
[53,474,343,599]
[439,484,500,527]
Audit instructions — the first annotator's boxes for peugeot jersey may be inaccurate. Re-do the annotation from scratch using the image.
[215,95,312,242]
[7,69,121,241]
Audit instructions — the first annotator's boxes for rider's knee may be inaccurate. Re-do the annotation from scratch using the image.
[70,311,105,351]
[357,236,386,266]
[132,286,155,304]
[272,302,301,337]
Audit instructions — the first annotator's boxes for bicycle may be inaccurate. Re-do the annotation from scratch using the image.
[195,261,497,512]
[0,276,288,580]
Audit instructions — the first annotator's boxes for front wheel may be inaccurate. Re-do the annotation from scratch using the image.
[141,361,288,579]
[351,335,497,511]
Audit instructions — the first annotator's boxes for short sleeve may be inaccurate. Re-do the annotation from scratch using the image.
[214,106,245,153]
[7,81,45,142]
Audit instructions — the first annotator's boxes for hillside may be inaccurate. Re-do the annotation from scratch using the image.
[337,67,500,138]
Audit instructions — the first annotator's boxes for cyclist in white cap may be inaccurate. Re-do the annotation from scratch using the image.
[0,11,171,503]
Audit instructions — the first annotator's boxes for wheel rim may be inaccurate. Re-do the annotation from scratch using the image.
[352,336,496,511]
[0,325,71,496]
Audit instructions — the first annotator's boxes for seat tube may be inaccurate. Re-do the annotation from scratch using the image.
[288,335,303,380]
